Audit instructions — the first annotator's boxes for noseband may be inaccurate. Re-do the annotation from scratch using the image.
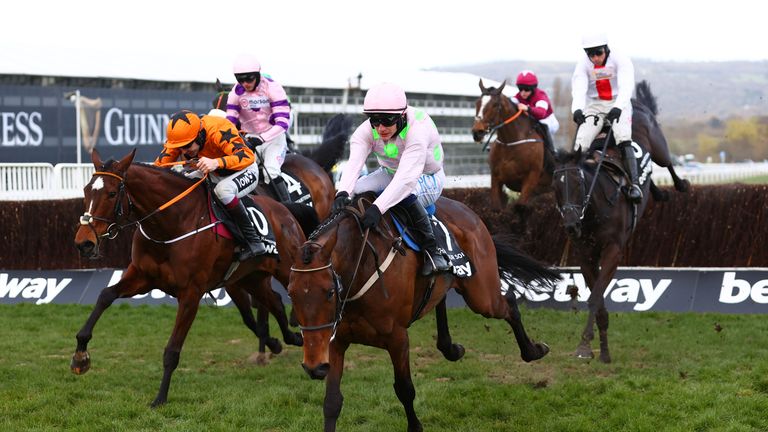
[79,171,134,256]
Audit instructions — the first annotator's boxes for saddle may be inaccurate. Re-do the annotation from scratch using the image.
[388,205,472,278]
[585,130,652,190]
[207,187,279,256]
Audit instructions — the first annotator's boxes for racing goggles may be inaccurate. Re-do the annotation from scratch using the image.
[368,113,401,128]
[235,72,260,83]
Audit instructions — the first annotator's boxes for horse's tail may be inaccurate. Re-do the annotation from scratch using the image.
[300,113,352,175]
[284,203,320,238]
[493,235,560,292]
[634,80,658,116]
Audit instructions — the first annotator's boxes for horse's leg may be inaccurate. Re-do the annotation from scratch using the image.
[151,294,201,407]
[505,293,550,362]
[667,166,690,193]
[593,244,622,364]
[388,330,423,432]
[489,175,505,210]
[575,260,599,359]
[434,296,465,361]
[649,180,670,202]
[225,282,282,357]
[513,171,538,225]
[249,277,303,347]
[323,339,349,432]
[71,265,150,375]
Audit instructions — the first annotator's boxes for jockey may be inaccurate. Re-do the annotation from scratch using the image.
[571,32,642,203]
[512,70,559,153]
[333,82,450,276]
[155,110,266,260]
[225,54,293,203]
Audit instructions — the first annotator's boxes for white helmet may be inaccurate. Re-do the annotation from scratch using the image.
[581,32,609,49]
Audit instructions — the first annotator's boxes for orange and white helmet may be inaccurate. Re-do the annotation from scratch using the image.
[165,110,202,148]
[363,82,407,114]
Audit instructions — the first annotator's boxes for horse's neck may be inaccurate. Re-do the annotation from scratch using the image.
[125,165,207,223]
[497,113,531,143]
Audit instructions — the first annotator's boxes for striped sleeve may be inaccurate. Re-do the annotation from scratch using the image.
[259,81,292,142]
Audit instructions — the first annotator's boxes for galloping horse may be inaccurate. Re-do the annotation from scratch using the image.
[472,79,689,212]
[472,79,553,213]
[71,149,317,406]
[288,193,559,432]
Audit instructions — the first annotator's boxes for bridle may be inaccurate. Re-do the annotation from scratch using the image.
[476,93,540,152]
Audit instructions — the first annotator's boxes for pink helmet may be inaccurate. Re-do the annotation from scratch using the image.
[516,70,538,86]
[233,54,261,74]
[363,82,407,114]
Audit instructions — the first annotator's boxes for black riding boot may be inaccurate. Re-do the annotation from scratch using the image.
[227,200,266,260]
[619,141,643,203]
[402,199,451,276]
[271,175,291,203]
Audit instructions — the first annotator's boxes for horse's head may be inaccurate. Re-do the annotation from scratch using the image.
[472,79,513,143]
[552,149,587,238]
[211,78,229,112]
[74,149,136,258]
[288,220,343,380]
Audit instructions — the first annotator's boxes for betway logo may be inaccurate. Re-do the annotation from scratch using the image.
[719,272,768,304]
[109,271,232,306]
[0,273,71,304]
[514,272,671,311]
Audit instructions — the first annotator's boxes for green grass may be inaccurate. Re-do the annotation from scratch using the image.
[1,303,767,431]
[738,175,768,184]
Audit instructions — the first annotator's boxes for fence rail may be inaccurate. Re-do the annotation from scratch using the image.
[2,162,768,200]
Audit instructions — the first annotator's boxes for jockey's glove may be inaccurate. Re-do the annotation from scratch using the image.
[333,191,351,213]
[361,205,382,230]
[573,109,585,126]
[605,107,622,123]
[245,134,265,148]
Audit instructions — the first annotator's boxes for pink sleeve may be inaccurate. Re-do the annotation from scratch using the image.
[259,81,292,142]
[337,122,373,195]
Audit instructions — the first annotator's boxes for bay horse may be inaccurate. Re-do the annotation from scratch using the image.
[288,193,560,432]
[472,79,553,214]
[71,148,317,406]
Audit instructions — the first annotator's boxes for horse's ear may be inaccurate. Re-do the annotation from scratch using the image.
[91,148,103,168]
[115,149,137,172]
[479,79,487,94]
[498,80,506,93]
[215,78,224,92]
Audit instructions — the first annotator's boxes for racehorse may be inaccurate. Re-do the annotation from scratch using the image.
[472,79,553,214]
[71,148,318,406]
[472,79,689,212]
[288,193,560,432]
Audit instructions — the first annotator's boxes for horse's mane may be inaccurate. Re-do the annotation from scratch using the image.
[131,161,198,182]
[632,80,658,116]
[306,192,376,242]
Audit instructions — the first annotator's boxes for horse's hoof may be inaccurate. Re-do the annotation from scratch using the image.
[70,351,91,375]
[522,342,549,362]
[265,338,283,355]
[575,347,594,360]
[248,352,270,366]
[286,332,303,347]
[149,397,166,408]
[599,351,612,364]
[441,343,465,362]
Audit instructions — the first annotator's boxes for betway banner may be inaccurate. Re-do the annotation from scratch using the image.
[1,268,767,313]
[0,84,213,164]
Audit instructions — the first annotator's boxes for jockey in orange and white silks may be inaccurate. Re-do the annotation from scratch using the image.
[571,32,642,202]
[225,54,292,202]
[155,110,266,259]
[334,82,450,275]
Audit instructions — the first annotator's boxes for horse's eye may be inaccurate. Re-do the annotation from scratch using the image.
[326,289,334,300]
[108,191,117,198]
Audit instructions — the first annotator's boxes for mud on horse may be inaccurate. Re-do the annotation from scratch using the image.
[288,193,559,432]
[71,149,318,406]
[472,79,555,219]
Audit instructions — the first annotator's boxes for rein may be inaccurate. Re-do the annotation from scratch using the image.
[480,106,541,152]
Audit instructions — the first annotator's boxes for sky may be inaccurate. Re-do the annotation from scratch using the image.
[1,0,765,86]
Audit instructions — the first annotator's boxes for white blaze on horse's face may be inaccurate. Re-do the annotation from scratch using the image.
[476,95,492,121]
[91,177,105,191]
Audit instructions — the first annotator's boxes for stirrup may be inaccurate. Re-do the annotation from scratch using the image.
[422,251,450,276]
[627,185,643,203]
[238,240,266,261]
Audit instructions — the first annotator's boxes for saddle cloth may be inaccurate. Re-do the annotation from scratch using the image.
[390,204,472,278]
[208,192,279,257]
[588,137,653,189]
[260,170,313,206]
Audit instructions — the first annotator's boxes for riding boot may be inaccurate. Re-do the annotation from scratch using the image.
[226,200,266,260]
[402,199,451,276]
[271,175,292,203]
[619,141,643,203]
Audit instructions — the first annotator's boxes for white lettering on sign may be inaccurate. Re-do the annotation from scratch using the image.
[719,272,768,304]
[104,107,169,145]
[0,111,43,146]
[0,273,71,304]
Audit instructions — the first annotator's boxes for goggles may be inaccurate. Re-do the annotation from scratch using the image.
[517,85,535,92]
[368,113,401,128]
[235,73,259,83]
[585,47,606,58]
